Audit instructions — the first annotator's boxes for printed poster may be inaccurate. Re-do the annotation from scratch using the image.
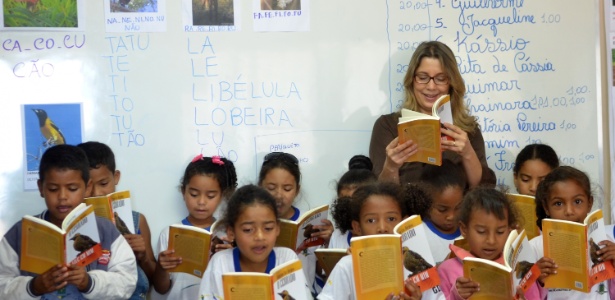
[104,0,166,32]
[253,0,309,32]
[1,0,86,31]
[22,103,83,190]
[182,0,241,32]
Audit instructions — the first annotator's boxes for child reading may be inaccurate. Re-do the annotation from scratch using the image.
[152,154,237,300]
[513,144,559,196]
[0,145,137,298]
[417,160,466,264]
[437,187,543,299]
[318,182,422,300]
[77,141,155,299]
[258,151,333,295]
[329,155,377,249]
[198,184,310,299]
[531,166,615,299]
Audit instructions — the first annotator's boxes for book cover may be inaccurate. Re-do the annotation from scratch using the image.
[397,95,451,166]
[542,209,615,292]
[350,234,404,300]
[85,190,134,235]
[167,224,212,278]
[314,248,347,277]
[208,220,229,258]
[222,259,309,300]
[463,229,539,299]
[276,204,329,253]
[506,193,540,240]
[20,203,103,274]
[393,215,440,292]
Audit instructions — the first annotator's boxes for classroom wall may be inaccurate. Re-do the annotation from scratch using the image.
[0,1,607,242]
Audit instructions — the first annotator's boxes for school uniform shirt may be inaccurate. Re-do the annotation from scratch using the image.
[423,220,461,264]
[198,247,306,300]
[318,254,444,300]
[529,235,615,299]
[0,210,137,299]
[150,218,213,300]
[438,244,546,300]
[328,228,352,249]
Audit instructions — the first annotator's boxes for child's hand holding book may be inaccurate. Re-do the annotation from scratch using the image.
[454,276,480,299]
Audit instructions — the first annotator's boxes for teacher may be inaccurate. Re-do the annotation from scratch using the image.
[369,41,495,187]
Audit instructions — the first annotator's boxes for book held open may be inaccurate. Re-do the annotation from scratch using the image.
[397,94,452,166]
[20,203,103,274]
[222,259,309,300]
[84,190,134,235]
[506,193,540,240]
[314,248,347,277]
[276,204,329,253]
[167,221,224,278]
[542,209,615,292]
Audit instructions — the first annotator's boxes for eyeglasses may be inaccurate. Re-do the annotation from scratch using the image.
[263,152,299,165]
[414,74,449,85]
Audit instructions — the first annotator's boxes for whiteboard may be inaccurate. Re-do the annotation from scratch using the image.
[0,0,605,241]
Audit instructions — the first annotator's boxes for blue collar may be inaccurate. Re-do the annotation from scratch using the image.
[181,217,214,231]
[346,231,353,246]
[232,247,276,273]
[424,219,461,240]
[288,206,300,221]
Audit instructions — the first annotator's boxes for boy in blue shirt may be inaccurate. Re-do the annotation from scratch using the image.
[0,144,137,299]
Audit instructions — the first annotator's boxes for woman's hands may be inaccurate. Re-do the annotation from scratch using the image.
[379,137,417,182]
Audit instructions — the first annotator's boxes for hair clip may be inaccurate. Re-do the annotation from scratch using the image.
[212,155,225,166]
[191,154,204,163]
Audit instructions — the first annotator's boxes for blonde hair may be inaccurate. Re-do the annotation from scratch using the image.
[402,41,477,133]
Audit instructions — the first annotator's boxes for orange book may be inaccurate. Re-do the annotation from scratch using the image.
[314,248,347,277]
[394,215,441,292]
[463,229,540,300]
[84,190,134,235]
[20,203,103,274]
[167,223,219,278]
[542,209,615,292]
[506,193,540,240]
[351,234,404,300]
[222,259,309,300]
[397,95,452,166]
[276,204,329,253]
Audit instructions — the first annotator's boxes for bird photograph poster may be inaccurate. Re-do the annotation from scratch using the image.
[22,103,83,190]
[1,0,85,30]
[104,0,166,33]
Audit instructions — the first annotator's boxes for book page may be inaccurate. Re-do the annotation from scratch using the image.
[295,205,329,252]
[433,95,452,124]
[64,206,103,267]
[276,220,298,250]
[209,221,229,259]
[110,191,135,235]
[351,235,403,300]
[395,215,440,292]
[222,274,273,300]
[20,217,63,274]
[398,119,441,166]
[542,219,588,291]
[84,195,113,221]
[464,258,513,300]
[505,230,540,293]
[315,249,347,276]
[272,260,309,300]
[585,210,615,287]
[168,225,211,277]
[507,194,540,240]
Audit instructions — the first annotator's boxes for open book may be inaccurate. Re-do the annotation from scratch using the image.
[84,190,134,235]
[463,229,539,300]
[276,204,329,253]
[397,94,452,166]
[222,259,309,300]
[542,209,615,292]
[167,221,224,278]
[507,193,540,240]
[394,215,441,292]
[314,248,347,277]
[351,234,404,300]
[20,203,103,274]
